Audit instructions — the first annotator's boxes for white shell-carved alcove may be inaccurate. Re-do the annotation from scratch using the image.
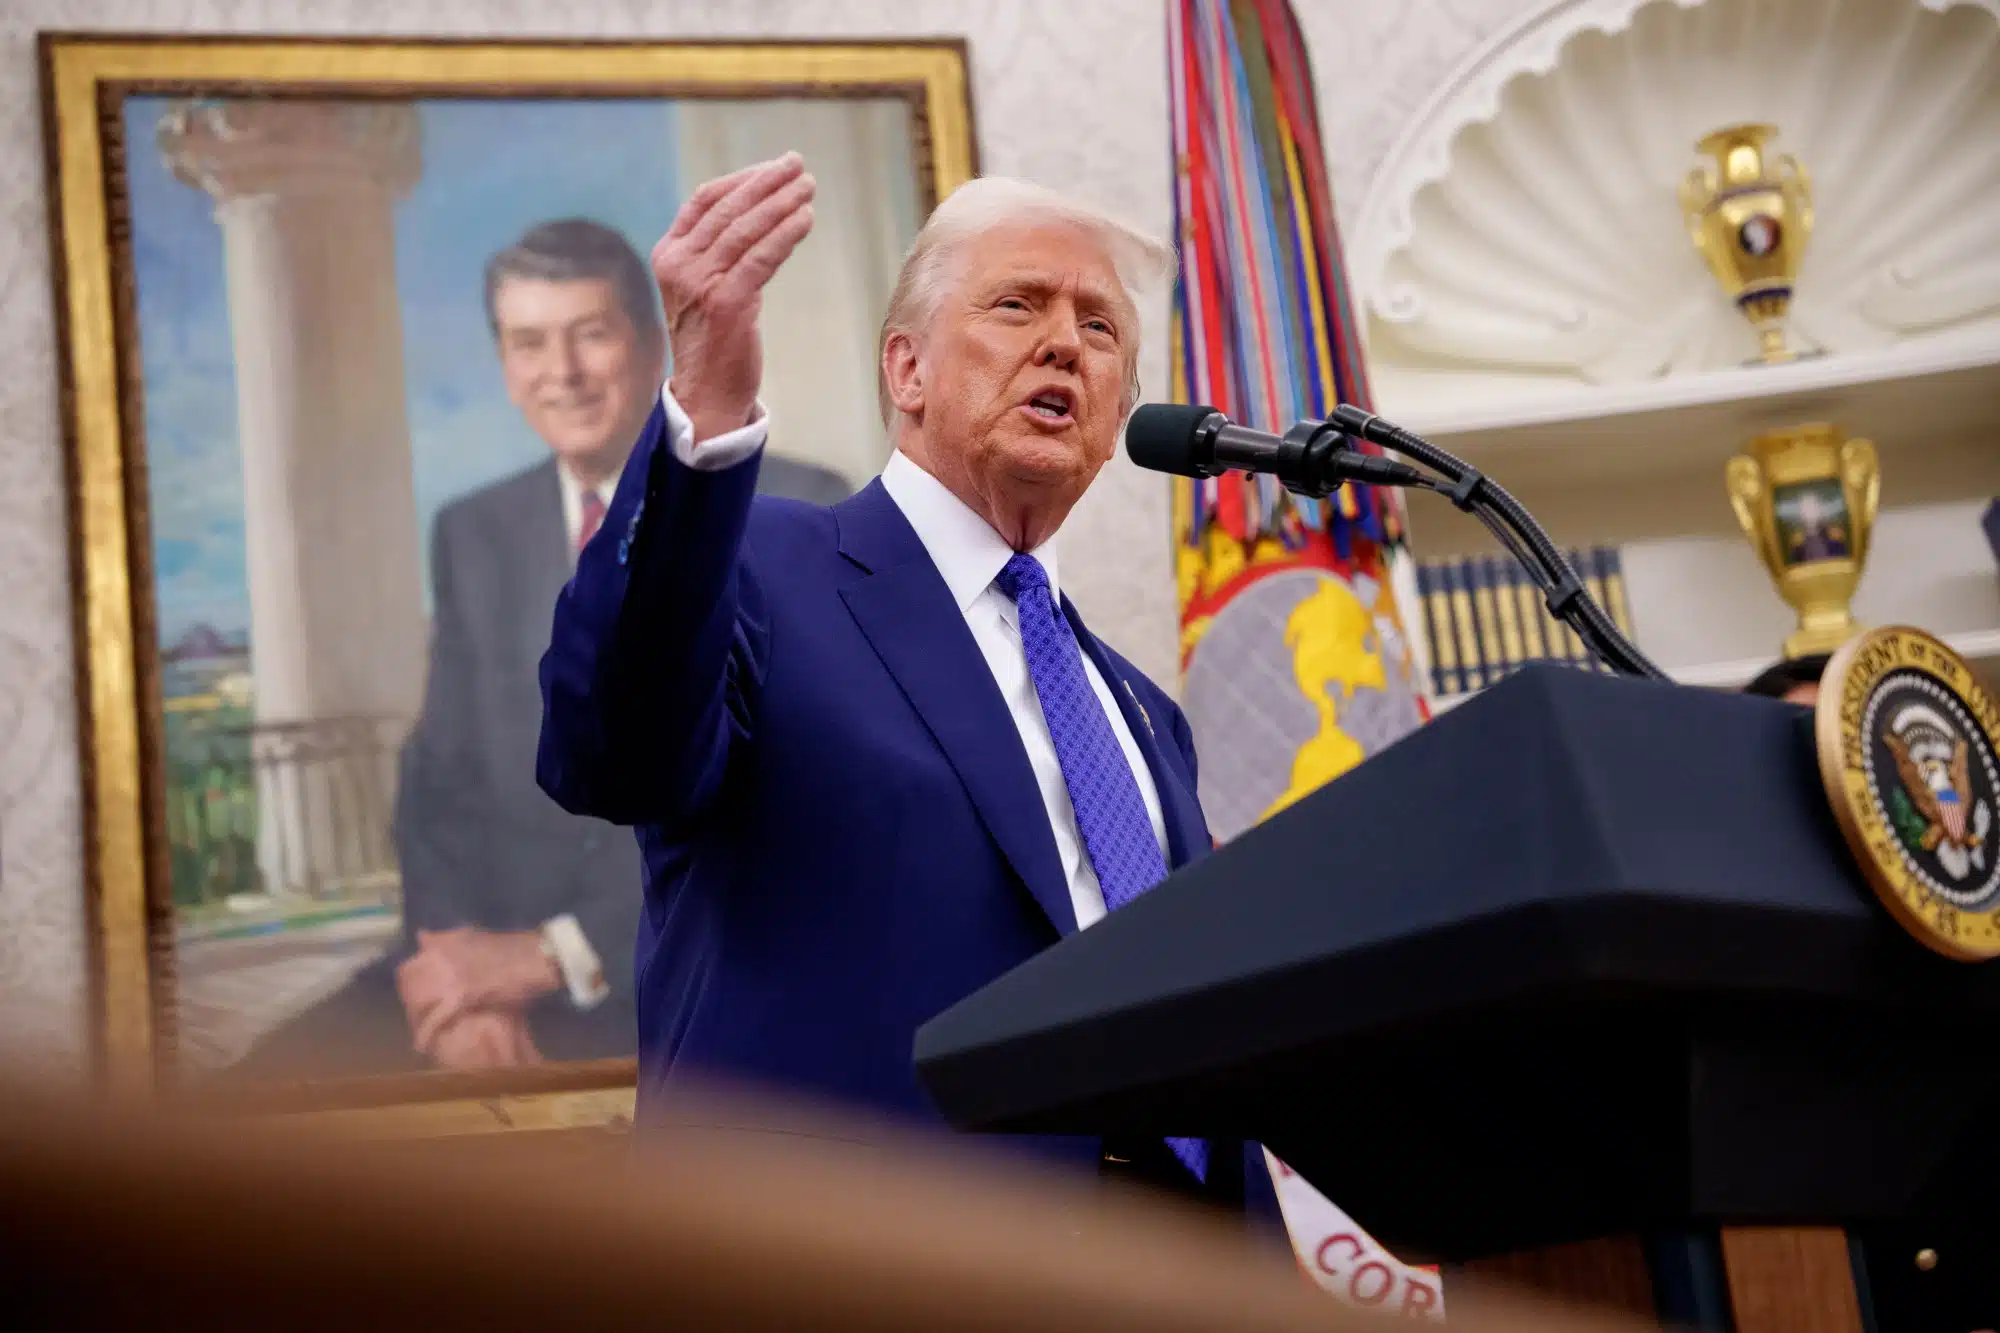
[1351,0,2000,701]
[1350,0,2000,413]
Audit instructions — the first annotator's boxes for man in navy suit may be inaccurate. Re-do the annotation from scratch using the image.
[537,154,1277,1221]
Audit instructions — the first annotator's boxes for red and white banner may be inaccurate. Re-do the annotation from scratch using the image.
[1265,1150,1446,1320]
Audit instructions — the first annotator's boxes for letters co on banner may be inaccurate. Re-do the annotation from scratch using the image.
[1264,1150,1447,1320]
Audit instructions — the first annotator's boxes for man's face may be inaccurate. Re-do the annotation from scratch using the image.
[1782,681,1820,706]
[492,276,663,475]
[900,220,1133,542]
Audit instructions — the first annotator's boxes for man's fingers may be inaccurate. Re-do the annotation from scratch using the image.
[478,1023,516,1068]
[705,172,817,275]
[414,1005,455,1053]
[412,987,466,1051]
[430,1020,486,1070]
[680,152,807,254]
[413,1004,445,1053]
[725,203,816,296]
[665,158,773,239]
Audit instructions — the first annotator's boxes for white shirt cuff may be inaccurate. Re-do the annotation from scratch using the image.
[661,382,769,471]
[539,914,610,1011]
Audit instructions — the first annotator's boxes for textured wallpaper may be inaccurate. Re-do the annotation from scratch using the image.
[0,0,1532,1068]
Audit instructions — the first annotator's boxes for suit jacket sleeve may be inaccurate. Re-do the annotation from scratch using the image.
[391,505,494,940]
[536,398,767,828]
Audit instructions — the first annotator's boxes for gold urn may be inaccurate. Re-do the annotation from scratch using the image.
[1681,124,1814,363]
[1725,423,1879,658]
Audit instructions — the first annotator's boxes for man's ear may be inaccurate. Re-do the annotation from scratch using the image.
[882,331,925,416]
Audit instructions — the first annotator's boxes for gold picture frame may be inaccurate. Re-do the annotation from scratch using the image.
[41,33,977,1133]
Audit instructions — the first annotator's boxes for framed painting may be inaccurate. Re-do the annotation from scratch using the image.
[41,33,976,1134]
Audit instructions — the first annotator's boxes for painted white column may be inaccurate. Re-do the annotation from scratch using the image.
[159,101,424,898]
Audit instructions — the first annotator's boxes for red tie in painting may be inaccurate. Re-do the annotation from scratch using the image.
[578,490,607,553]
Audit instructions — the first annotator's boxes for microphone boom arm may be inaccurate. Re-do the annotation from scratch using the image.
[1327,405,1666,682]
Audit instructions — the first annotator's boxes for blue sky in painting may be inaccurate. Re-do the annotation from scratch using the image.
[126,96,680,645]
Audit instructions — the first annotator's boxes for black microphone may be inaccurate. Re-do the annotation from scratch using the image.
[1125,403,1426,498]
[1126,400,1668,682]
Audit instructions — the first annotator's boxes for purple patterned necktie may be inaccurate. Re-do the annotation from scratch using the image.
[994,553,1208,1183]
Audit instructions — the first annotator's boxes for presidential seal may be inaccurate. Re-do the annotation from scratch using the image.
[1816,626,2000,960]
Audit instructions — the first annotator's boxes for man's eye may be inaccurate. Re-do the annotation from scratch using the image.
[997,297,1029,310]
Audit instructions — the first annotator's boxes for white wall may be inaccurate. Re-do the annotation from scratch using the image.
[0,0,1537,1069]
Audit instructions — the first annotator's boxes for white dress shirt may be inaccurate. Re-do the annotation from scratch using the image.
[658,385,1170,931]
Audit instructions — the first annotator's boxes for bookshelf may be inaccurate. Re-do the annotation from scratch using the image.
[1373,332,2000,497]
[1409,547,1640,705]
[1668,629,2000,691]
[1424,627,2000,717]
[1395,490,2000,714]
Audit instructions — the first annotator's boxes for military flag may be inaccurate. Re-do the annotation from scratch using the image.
[1165,0,1440,1313]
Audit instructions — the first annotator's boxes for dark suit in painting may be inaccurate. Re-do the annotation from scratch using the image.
[389,460,641,1061]
[235,449,853,1077]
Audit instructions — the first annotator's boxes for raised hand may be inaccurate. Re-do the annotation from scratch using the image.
[652,152,817,444]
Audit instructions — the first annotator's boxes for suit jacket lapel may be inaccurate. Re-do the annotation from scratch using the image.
[1067,599,1208,870]
[835,482,1077,936]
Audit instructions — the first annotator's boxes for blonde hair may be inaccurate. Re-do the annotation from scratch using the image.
[875,176,1177,425]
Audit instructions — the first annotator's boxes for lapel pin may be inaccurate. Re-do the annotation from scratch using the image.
[1122,679,1153,734]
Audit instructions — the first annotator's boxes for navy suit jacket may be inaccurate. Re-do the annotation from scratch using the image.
[537,402,1265,1200]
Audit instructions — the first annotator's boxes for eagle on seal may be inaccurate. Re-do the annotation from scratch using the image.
[1885,728,1974,850]
[1883,700,1992,881]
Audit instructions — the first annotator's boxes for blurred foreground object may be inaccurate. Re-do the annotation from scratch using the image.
[0,1079,1650,1333]
[1726,423,1879,658]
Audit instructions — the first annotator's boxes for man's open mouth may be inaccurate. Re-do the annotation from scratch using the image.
[1024,388,1074,421]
